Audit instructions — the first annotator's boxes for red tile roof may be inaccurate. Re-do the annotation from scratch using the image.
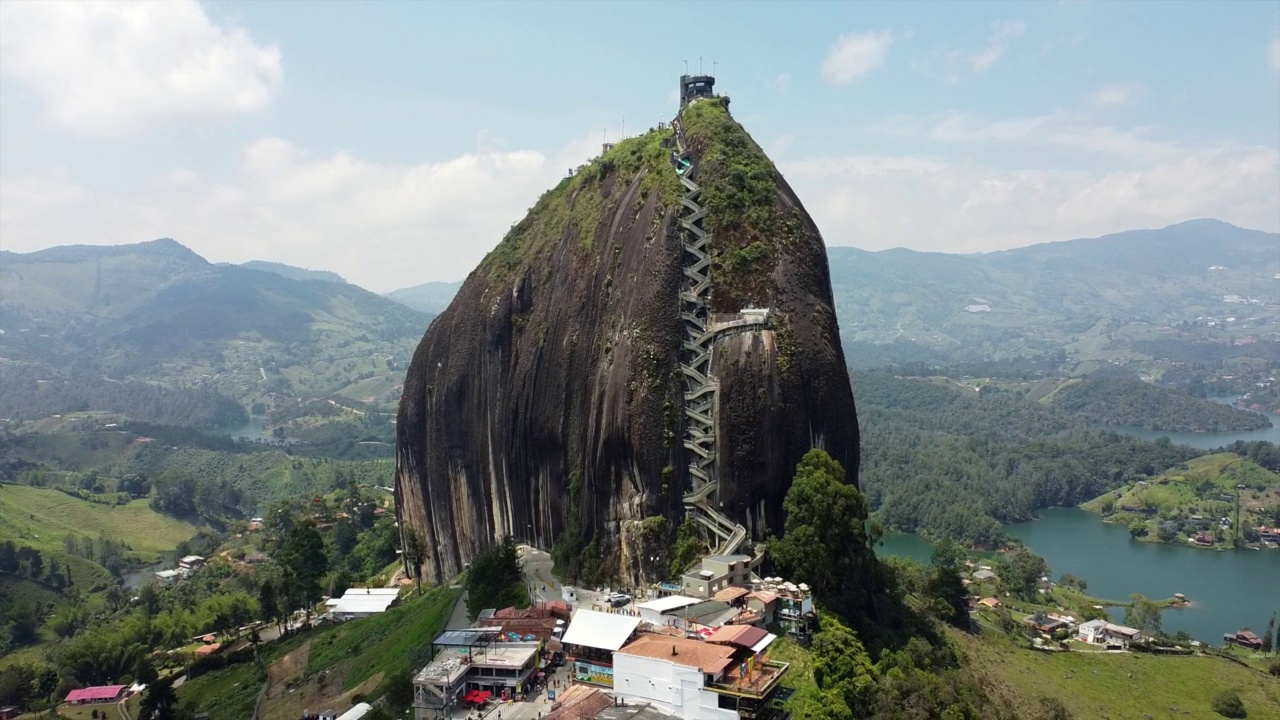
[707,624,768,648]
[65,685,125,703]
[617,634,736,674]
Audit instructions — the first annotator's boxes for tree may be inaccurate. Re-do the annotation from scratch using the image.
[464,535,524,621]
[404,527,428,595]
[996,548,1049,600]
[1058,574,1087,592]
[1210,689,1247,718]
[771,449,876,623]
[258,579,279,628]
[1262,614,1275,656]
[1128,519,1149,538]
[278,521,327,622]
[139,681,177,720]
[809,615,876,715]
[1123,594,1162,637]
[133,656,159,686]
[927,540,970,628]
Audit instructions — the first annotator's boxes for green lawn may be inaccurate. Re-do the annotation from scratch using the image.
[959,627,1280,719]
[0,485,201,558]
[178,662,265,720]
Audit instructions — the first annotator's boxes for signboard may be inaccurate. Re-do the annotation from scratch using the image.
[574,660,614,687]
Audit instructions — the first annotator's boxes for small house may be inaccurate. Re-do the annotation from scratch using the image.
[65,685,126,705]
[1,706,23,720]
[155,569,181,587]
[1223,629,1264,651]
[178,555,205,573]
[972,569,997,582]
[977,598,1000,608]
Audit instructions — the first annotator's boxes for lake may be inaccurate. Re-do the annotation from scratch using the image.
[210,414,299,444]
[878,510,1280,643]
[1104,397,1280,450]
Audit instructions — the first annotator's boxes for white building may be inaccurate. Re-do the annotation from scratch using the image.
[635,596,701,626]
[613,634,788,720]
[177,555,205,572]
[335,702,372,720]
[560,609,641,687]
[155,569,182,587]
[325,587,401,620]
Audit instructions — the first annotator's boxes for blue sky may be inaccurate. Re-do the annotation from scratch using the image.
[1,0,1277,291]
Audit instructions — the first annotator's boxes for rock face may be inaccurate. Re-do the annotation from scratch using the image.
[396,97,858,584]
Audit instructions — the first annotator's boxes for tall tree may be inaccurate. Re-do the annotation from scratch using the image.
[771,449,877,624]
[278,520,328,622]
[927,540,970,628]
[404,527,428,595]
[138,681,177,720]
[1123,594,1162,638]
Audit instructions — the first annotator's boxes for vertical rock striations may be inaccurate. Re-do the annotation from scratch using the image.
[396,96,858,584]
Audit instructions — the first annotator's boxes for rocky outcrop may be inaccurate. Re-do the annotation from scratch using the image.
[396,98,858,584]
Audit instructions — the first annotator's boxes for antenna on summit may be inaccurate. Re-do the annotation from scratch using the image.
[621,114,625,139]
[699,55,703,74]
[683,59,689,74]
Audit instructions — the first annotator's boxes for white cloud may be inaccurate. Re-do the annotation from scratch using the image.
[920,112,1177,162]
[0,135,603,291]
[1089,82,1146,107]
[0,0,282,137]
[782,144,1279,254]
[970,19,1025,73]
[822,31,893,85]
[1269,37,1280,74]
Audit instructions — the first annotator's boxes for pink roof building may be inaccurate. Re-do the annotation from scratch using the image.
[65,685,126,704]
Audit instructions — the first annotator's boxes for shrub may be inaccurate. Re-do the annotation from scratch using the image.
[1268,658,1280,677]
[1210,689,1247,718]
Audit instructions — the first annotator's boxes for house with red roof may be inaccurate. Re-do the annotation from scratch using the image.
[65,685,126,705]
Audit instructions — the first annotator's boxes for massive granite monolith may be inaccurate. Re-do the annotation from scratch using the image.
[396,96,858,584]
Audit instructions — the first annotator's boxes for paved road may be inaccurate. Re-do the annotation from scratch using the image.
[518,545,561,603]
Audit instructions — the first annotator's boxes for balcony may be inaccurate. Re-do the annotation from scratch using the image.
[705,660,789,699]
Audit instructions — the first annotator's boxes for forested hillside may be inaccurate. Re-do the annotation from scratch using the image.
[1046,376,1271,432]
[855,371,1205,546]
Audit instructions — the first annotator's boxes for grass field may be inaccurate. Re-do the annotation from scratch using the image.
[178,662,265,720]
[959,627,1280,719]
[0,484,201,558]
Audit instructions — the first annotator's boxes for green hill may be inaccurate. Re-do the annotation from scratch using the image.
[238,260,347,284]
[1046,376,1271,432]
[0,484,201,559]
[385,279,461,314]
[1083,453,1280,547]
[828,219,1280,371]
[0,239,431,421]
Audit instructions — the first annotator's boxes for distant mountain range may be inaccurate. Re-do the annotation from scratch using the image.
[384,280,464,314]
[2,219,1274,426]
[0,239,431,420]
[826,219,1279,367]
[382,218,1279,368]
[235,260,348,284]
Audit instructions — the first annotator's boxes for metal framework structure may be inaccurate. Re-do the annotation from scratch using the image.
[670,90,768,558]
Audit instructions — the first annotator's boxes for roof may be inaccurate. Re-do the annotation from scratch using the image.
[746,590,778,605]
[595,705,681,720]
[1079,619,1108,631]
[706,624,768,649]
[972,569,997,580]
[194,643,221,655]
[1105,623,1141,637]
[179,555,204,562]
[155,569,181,578]
[544,685,613,720]
[433,627,503,647]
[712,586,750,603]
[634,596,700,613]
[616,634,736,674]
[704,554,751,563]
[327,588,400,615]
[65,685,126,702]
[561,610,641,651]
[977,598,1000,607]
[1235,630,1263,642]
[664,599,730,621]
[336,702,373,720]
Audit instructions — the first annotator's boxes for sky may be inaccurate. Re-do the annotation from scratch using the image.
[1,1,1278,293]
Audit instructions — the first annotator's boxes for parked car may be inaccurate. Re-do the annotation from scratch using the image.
[607,593,632,607]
